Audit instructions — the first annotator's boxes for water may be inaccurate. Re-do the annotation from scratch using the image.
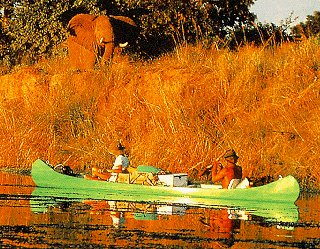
[0,172,319,248]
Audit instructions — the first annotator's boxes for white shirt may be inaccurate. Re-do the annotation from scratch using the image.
[113,154,129,170]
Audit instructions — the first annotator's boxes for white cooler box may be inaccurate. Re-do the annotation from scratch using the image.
[158,173,188,187]
[157,205,187,215]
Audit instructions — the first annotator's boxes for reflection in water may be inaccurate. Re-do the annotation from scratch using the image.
[199,208,238,247]
[0,172,319,248]
[30,184,300,224]
[31,198,243,248]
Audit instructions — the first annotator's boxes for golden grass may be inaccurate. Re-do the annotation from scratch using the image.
[0,38,319,190]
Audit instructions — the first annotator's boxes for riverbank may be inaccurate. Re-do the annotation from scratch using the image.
[0,39,319,190]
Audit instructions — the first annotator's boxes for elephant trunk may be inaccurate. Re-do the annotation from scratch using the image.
[93,16,115,66]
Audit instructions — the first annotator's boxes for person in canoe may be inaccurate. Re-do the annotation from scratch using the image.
[199,149,242,189]
[86,142,130,181]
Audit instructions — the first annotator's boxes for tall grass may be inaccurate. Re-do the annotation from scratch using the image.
[0,38,319,190]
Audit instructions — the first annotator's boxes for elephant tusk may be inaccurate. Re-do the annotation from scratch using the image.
[99,38,114,45]
[119,42,128,48]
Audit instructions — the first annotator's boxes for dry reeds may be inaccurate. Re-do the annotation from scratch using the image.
[0,38,319,190]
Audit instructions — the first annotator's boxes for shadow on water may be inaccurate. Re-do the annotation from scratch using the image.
[0,172,319,248]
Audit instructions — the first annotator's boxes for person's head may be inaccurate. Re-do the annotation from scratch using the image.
[110,142,126,156]
[223,149,239,164]
[116,142,126,155]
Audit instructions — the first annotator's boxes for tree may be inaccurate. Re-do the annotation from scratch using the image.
[292,11,320,38]
[230,21,295,48]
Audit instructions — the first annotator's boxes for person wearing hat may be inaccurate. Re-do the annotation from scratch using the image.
[87,142,130,181]
[109,143,130,173]
[199,149,242,189]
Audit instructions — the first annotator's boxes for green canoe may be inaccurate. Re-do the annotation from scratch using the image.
[31,159,300,205]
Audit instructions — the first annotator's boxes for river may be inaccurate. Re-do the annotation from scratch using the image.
[0,172,319,248]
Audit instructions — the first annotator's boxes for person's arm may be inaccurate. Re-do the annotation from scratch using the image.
[110,156,123,172]
[211,161,226,183]
[199,164,212,177]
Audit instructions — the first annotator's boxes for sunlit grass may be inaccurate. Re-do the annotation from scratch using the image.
[0,38,319,190]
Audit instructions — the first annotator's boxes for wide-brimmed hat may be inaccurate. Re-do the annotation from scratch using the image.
[224,149,239,159]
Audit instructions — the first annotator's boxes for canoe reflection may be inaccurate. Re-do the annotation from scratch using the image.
[26,187,303,249]
[82,200,170,228]
[30,186,299,224]
[32,197,189,227]
[30,197,254,247]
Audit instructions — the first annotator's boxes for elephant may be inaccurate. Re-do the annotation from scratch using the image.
[67,14,138,70]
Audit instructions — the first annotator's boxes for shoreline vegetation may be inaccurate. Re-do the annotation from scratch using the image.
[0,38,319,191]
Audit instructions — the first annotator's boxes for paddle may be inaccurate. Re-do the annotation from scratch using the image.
[188,152,225,175]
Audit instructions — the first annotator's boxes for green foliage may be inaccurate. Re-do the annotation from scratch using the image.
[0,0,102,66]
[114,0,256,56]
[0,0,256,67]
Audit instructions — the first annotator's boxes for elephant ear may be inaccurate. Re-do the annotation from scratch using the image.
[67,14,96,51]
[109,15,138,46]
[109,15,137,27]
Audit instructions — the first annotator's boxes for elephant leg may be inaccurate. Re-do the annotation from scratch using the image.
[68,38,96,70]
